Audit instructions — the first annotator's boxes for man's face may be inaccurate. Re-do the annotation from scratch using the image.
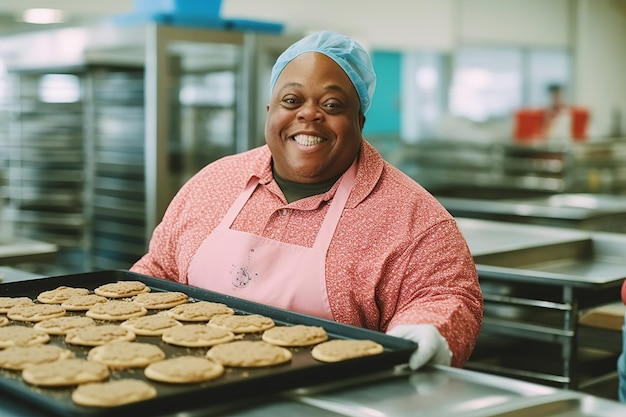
[265,52,365,184]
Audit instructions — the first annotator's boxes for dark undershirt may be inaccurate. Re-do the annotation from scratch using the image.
[272,167,342,203]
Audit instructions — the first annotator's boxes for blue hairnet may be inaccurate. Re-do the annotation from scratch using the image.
[270,31,376,115]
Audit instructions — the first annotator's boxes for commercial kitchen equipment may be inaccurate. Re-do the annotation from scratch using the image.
[2,365,626,417]
[393,138,626,196]
[0,236,57,266]
[456,217,626,391]
[439,193,626,233]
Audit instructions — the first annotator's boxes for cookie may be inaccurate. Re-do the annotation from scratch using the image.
[86,300,148,321]
[61,294,108,311]
[65,324,136,347]
[37,286,90,304]
[120,315,183,336]
[94,281,150,298]
[0,344,74,370]
[132,291,188,309]
[161,324,235,348]
[22,358,110,387]
[33,316,96,335]
[7,304,66,322]
[0,326,50,348]
[0,296,34,314]
[0,316,8,327]
[208,314,275,334]
[166,301,234,322]
[144,356,224,384]
[310,339,384,363]
[206,340,292,367]
[71,379,157,407]
[88,341,166,369]
[262,325,328,347]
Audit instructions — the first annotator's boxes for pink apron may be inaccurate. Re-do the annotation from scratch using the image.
[187,162,357,320]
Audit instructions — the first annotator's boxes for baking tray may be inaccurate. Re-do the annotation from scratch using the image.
[0,270,416,417]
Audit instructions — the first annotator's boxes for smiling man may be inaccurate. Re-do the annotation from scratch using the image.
[132,31,483,371]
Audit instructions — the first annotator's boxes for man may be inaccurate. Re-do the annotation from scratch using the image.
[132,31,483,370]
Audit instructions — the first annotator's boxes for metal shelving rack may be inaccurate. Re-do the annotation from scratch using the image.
[394,139,626,197]
[0,22,295,274]
[4,69,89,273]
[0,72,9,239]
[87,66,147,270]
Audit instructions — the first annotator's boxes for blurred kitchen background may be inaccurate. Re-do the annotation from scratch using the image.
[1,0,626,402]
[0,0,624,275]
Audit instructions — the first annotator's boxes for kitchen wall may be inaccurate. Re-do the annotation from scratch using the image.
[575,0,626,137]
[1,0,623,134]
[223,0,457,50]
[221,0,626,136]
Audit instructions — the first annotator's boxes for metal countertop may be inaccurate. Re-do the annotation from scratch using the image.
[455,217,590,256]
[1,365,626,416]
[440,194,626,221]
[455,217,626,288]
[439,194,626,234]
[0,236,58,265]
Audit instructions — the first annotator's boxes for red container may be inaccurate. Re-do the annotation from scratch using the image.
[514,109,545,141]
[571,107,589,141]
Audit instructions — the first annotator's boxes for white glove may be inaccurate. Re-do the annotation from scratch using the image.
[386,324,452,370]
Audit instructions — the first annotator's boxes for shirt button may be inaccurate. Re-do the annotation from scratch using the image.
[280,209,288,216]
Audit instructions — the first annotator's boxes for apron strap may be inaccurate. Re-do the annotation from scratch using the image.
[219,177,260,229]
[220,161,356,251]
[313,161,357,250]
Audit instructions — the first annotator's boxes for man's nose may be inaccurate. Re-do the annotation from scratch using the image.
[297,101,323,121]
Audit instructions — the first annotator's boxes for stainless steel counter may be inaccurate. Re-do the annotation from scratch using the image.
[455,217,626,390]
[441,193,626,232]
[456,217,589,257]
[0,266,46,283]
[0,236,57,265]
[457,217,626,287]
[1,365,626,417]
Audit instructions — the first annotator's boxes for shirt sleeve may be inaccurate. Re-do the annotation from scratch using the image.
[385,219,483,368]
[130,178,196,283]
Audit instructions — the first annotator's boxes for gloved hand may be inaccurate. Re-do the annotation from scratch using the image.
[386,324,452,370]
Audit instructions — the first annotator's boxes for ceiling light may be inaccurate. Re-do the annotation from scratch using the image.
[21,8,65,25]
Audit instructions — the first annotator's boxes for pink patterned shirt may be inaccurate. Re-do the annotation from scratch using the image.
[131,140,483,367]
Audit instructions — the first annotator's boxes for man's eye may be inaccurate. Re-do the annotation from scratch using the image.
[324,102,343,112]
[282,97,298,105]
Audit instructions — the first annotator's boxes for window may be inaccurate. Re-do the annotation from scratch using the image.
[401,50,444,142]
[449,47,571,122]
[449,47,523,122]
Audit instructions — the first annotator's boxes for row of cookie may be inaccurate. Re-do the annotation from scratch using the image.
[3,281,194,310]
[0,317,283,409]
[2,286,385,361]
[0,295,218,326]
[2,285,384,361]
[0,318,382,410]
[0,342,222,407]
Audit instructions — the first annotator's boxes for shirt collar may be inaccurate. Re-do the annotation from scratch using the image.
[247,141,385,209]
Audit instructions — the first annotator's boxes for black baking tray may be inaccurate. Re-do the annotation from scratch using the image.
[0,270,416,417]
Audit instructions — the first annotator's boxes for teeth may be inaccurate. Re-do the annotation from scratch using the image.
[293,134,323,146]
